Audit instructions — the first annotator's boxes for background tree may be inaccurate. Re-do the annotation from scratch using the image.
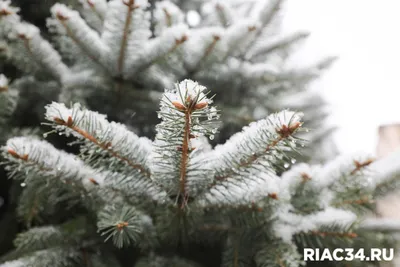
[0,0,337,161]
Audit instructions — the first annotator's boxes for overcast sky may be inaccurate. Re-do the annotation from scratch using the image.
[282,0,400,156]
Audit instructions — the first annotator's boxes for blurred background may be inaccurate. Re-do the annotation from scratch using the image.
[283,0,400,157]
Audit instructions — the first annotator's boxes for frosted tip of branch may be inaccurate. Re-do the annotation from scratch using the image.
[165,79,212,112]
[45,102,107,126]
[0,0,19,16]
[0,74,9,91]
[257,110,303,138]
[51,3,76,21]
[15,23,39,40]
[45,102,76,124]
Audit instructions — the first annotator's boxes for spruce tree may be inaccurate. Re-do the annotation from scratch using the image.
[1,1,400,267]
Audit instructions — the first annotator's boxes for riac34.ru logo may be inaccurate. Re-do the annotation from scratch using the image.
[304,248,394,262]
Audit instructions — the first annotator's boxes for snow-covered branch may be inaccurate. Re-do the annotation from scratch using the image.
[152,79,220,208]
[3,136,107,189]
[44,102,152,177]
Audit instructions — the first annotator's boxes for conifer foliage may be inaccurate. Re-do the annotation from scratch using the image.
[0,0,335,161]
[0,79,399,267]
[1,0,400,267]
[0,74,17,142]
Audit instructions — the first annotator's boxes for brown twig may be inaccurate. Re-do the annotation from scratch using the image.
[118,0,139,74]
[162,7,172,27]
[0,85,8,92]
[116,221,129,230]
[300,172,311,182]
[214,121,302,182]
[172,96,208,209]
[53,116,151,177]
[309,230,357,238]
[333,196,373,207]
[350,159,374,175]
[178,108,191,209]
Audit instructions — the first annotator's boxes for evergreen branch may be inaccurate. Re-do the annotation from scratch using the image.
[12,23,69,81]
[0,74,18,127]
[239,0,282,55]
[293,219,359,250]
[202,35,221,61]
[0,1,19,17]
[214,134,285,181]
[221,19,259,62]
[51,3,107,67]
[332,196,374,208]
[117,0,139,75]
[215,2,233,27]
[2,137,107,195]
[101,0,151,77]
[0,1,21,38]
[309,155,376,209]
[211,110,303,182]
[130,25,188,73]
[373,174,400,199]
[19,37,48,75]
[153,1,185,35]
[187,34,221,76]
[250,0,281,40]
[195,170,281,212]
[278,57,337,86]
[97,205,154,248]
[55,117,149,175]
[6,145,51,172]
[0,248,83,267]
[280,165,326,216]
[241,61,278,82]
[14,218,88,255]
[15,175,82,227]
[246,31,310,61]
[256,0,282,28]
[307,230,358,239]
[44,102,152,177]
